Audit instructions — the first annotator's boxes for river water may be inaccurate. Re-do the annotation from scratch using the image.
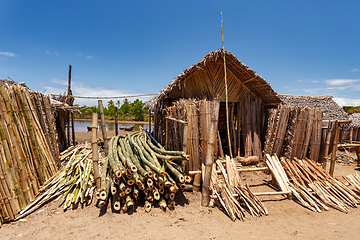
[74,120,149,132]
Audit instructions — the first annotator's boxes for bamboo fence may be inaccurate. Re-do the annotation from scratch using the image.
[0,84,60,224]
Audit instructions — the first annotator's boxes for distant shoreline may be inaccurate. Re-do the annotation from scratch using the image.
[74,118,148,124]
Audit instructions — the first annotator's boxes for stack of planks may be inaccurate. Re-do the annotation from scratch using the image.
[281,157,360,212]
[265,154,291,194]
[264,105,323,161]
[210,156,268,221]
[0,84,59,224]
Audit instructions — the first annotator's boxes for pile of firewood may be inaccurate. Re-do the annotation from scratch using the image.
[210,156,268,221]
[16,143,99,219]
[96,130,190,212]
[281,157,360,212]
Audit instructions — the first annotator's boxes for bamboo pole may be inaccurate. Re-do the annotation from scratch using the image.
[221,10,232,159]
[98,100,108,156]
[148,110,151,133]
[201,97,220,206]
[236,102,241,156]
[71,113,75,145]
[91,113,101,189]
[165,117,169,150]
[115,107,118,136]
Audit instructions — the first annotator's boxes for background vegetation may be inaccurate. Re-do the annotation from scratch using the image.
[343,106,360,115]
[74,98,148,121]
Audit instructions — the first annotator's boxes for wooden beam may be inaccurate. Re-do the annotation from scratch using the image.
[166,116,185,124]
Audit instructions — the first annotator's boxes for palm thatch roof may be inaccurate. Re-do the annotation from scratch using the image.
[0,78,28,88]
[278,94,349,120]
[349,113,360,128]
[144,49,281,110]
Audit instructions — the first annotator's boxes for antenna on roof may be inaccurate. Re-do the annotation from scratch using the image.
[221,10,233,158]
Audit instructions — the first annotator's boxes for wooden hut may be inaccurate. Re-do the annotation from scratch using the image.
[144,49,282,177]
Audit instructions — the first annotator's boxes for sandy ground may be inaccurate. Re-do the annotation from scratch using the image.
[1,132,360,239]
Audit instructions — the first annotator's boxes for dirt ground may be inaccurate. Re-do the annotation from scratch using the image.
[1,132,360,239]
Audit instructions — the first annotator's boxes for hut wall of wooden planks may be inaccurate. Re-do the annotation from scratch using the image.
[0,84,60,224]
[161,96,265,174]
[264,104,325,162]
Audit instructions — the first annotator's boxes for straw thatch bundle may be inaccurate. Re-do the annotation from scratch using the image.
[0,84,60,224]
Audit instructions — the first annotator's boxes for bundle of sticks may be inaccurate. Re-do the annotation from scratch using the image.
[210,156,268,221]
[280,157,360,212]
[344,173,360,193]
[0,84,59,224]
[96,130,190,213]
[15,143,98,219]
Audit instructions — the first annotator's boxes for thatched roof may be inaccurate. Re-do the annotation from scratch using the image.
[144,49,281,110]
[278,94,349,120]
[349,113,360,128]
[1,79,78,113]
[0,79,28,88]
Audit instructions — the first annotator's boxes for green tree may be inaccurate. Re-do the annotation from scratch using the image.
[106,100,116,116]
[119,98,131,114]
[129,99,145,121]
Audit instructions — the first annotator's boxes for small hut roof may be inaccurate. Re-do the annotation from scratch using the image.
[278,94,349,120]
[0,79,28,88]
[349,113,360,128]
[144,49,281,110]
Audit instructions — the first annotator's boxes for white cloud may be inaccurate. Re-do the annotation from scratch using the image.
[310,80,319,83]
[50,78,68,86]
[350,68,360,72]
[0,51,16,57]
[333,97,360,107]
[325,79,360,86]
[86,56,93,59]
[45,51,59,56]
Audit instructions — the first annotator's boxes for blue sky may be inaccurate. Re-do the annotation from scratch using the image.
[1,0,360,107]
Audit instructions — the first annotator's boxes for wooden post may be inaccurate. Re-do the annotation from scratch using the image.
[321,121,331,168]
[182,118,189,173]
[71,113,75,145]
[149,109,152,133]
[67,65,72,148]
[165,117,169,149]
[91,113,101,189]
[98,100,108,156]
[218,131,224,158]
[201,97,220,207]
[67,65,72,96]
[115,107,118,136]
[236,102,241,156]
[349,128,353,144]
[329,121,340,176]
